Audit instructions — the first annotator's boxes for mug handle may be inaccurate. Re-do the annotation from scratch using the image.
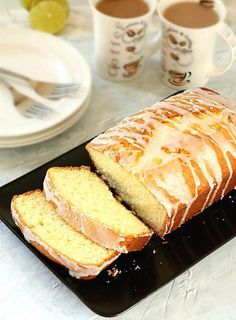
[208,22,236,77]
[145,10,162,57]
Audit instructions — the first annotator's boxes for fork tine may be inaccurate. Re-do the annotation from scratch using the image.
[23,110,37,117]
[63,87,87,97]
[32,104,53,112]
[51,87,80,95]
[52,86,78,93]
[55,83,80,88]
[52,88,80,94]
[32,102,53,110]
[22,113,34,118]
[25,107,43,114]
[30,107,50,114]
[28,108,46,115]
[53,84,80,91]
[21,101,54,119]
[47,89,84,99]
[45,83,83,100]
[23,110,49,119]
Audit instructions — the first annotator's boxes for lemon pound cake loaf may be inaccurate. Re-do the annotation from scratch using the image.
[44,166,153,253]
[86,88,236,238]
[11,190,119,279]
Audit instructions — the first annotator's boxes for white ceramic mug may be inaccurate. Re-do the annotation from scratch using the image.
[157,0,236,89]
[89,0,160,81]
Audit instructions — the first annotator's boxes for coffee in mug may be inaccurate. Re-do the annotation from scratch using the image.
[96,0,149,19]
[163,1,219,28]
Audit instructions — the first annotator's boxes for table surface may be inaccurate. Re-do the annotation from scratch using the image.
[0,1,236,320]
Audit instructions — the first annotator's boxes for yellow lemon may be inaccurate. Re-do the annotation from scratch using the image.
[30,1,67,34]
[31,0,69,17]
[21,0,34,10]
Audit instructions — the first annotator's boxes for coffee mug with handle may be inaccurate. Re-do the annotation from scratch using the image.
[89,0,160,82]
[157,0,236,89]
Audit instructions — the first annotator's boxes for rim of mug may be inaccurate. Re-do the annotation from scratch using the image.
[89,0,157,21]
[157,0,226,31]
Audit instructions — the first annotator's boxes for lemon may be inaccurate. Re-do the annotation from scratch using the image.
[30,1,67,34]
[21,0,34,10]
[31,0,69,17]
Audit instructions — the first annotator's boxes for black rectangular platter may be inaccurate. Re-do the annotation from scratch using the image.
[0,97,236,317]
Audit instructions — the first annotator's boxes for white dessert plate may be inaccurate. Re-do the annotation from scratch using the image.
[0,94,90,148]
[0,28,91,138]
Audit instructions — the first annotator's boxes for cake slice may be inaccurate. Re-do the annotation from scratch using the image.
[86,88,236,238]
[11,190,119,279]
[43,166,153,253]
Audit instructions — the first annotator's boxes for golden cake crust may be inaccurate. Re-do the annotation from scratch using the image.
[87,88,236,237]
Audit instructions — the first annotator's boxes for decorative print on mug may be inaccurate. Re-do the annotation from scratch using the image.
[163,27,193,67]
[107,21,147,78]
[108,58,121,77]
[168,70,191,86]
[90,0,160,81]
[123,57,143,77]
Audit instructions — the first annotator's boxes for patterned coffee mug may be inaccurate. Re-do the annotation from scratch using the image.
[89,0,160,82]
[157,0,236,89]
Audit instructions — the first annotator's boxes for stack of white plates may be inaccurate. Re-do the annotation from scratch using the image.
[0,29,92,148]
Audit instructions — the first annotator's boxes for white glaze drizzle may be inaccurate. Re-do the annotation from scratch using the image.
[90,88,236,236]
[11,198,119,279]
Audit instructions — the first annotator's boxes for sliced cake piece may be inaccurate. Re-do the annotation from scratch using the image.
[43,166,153,253]
[11,190,119,279]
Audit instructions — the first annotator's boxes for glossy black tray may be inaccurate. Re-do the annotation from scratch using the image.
[0,112,236,318]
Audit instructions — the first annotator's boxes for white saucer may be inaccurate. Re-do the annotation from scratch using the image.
[0,28,91,139]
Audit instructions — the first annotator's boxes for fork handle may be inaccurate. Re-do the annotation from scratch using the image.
[0,67,29,82]
[6,79,57,108]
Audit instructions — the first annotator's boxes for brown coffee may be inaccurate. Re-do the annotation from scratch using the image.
[96,0,149,19]
[163,1,219,28]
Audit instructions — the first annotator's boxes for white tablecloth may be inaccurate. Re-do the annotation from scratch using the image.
[0,2,236,320]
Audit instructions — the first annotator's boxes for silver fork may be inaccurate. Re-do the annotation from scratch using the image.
[48,83,81,100]
[18,101,55,120]
[0,67,80,100]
